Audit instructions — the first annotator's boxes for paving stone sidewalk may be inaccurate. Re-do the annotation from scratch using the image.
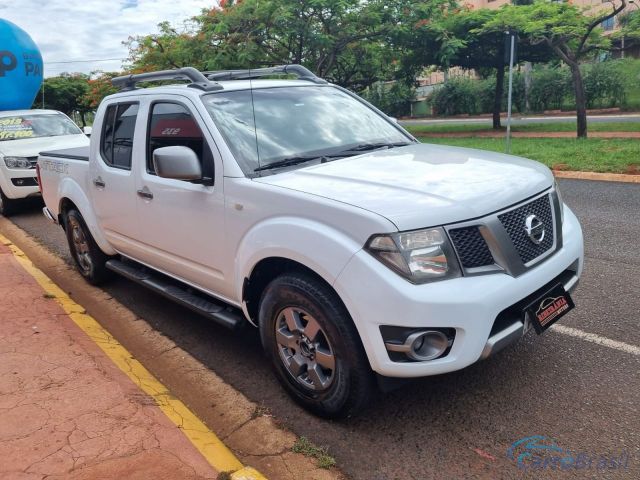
[0,242,220,480]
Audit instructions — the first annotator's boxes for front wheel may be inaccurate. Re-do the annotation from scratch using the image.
[64,209,112,285]
[259,273,374,418]
[0,188,16,217]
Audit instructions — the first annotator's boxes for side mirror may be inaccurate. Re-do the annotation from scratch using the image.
[152,146,202,181]
[83,126,92,136]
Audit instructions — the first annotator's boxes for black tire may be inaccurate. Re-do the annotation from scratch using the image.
[0,188,16,217]
[259,272,375,418]
[64,209,112,285]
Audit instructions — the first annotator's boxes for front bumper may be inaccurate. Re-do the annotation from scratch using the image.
[0,165,40,200]
[333,205,584,378]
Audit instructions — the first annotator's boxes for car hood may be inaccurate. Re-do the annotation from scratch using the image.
[255,143,554,231]
[0,134,89,157]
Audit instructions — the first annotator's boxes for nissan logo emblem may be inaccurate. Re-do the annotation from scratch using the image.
[524,214,545,245]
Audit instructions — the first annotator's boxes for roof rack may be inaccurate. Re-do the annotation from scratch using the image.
[111,67,223,92]
[204,64,327,84]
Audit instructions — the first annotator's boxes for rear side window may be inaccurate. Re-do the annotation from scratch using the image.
[147,102,214,178]
[101,103,139,170]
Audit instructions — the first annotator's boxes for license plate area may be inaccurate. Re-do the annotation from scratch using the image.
[524,283,575,334]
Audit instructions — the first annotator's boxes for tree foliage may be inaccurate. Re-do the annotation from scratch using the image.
[84,71,120,109]
[399,6,554,128]
[126,0,454,92]
[481,0,630,137]
[34,74,91,125]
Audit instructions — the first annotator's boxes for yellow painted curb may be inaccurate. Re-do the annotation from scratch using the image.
[553,170,640,184]
[0,234,267,480]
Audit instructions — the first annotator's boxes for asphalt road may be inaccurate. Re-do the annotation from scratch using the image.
[6,178,640,479]
[400,113,640,127]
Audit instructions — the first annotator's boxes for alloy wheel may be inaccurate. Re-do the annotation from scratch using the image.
[69,216,92,274]
[275,307,336,391]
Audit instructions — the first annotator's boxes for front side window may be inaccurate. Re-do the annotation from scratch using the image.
[147,102,214,179]
[101,103,138,170]
[0,113,81,141]
[202,86,411,175]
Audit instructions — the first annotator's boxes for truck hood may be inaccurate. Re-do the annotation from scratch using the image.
[0,134,89,157]
[255,143,554,231]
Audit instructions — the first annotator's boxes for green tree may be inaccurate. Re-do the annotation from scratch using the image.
[483,0,629,138]
[82,71,121,110]
[34,74,91,126]
[401,7,553,128]
[125,21,208,72]
[126,1,453,92]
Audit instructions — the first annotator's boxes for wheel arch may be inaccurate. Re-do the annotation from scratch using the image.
[56,179,116,255]
[242,256,350,326]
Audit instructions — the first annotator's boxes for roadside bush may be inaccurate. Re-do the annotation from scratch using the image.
[361,81,415,117]
[582,61,627,108]
[422,58,640,117]
[428,77,485,116]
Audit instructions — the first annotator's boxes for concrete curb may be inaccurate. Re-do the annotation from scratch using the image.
[413,131,640,139]
[553,171,640,184]
[0,218,345,480]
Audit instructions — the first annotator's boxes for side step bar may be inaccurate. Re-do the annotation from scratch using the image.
[106,259,245,331]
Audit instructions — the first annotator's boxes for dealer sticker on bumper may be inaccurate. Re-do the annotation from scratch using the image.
[525,284,575,334]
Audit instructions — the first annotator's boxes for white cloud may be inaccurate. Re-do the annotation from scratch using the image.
[1,0,215,76]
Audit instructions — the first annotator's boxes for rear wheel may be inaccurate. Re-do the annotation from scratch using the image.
[0,188,16,216]
[259,272,374,418]
[64,209,112,285]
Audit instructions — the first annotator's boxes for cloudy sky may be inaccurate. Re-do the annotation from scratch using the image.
[1,0,214,76]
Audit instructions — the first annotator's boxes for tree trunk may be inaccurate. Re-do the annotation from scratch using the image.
[568,61,587,138]
[493,65,504,130]
[80,111,86,128]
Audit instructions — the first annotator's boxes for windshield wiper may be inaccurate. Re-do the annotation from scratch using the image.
[253,152,351,172]
[253,155,324,172]
[253,142,412,173]
[342,141,413,153]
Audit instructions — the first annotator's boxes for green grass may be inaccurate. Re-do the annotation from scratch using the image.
[420,137,640,174]
[292,436,337,469]
[405,121,640,135]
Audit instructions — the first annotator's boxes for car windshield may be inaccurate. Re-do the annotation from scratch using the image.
[0,113,82,142]
[202,86,411,174]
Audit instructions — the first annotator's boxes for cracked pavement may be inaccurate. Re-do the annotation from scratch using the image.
[0,241,219,480]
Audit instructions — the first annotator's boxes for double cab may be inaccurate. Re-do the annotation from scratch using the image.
[38,66,584,417]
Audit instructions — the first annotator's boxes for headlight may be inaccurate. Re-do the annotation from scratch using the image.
[554,179,564,224]
[365,227,461,284]
[4,156,32,169]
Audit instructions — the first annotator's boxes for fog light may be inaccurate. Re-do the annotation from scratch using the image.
[385,330,449,361]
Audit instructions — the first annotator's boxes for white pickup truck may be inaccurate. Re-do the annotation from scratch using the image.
[0,109,89,215]
[38,66,584,417]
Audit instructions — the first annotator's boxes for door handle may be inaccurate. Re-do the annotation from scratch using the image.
[137,187,154,200]
[93,177,105,188]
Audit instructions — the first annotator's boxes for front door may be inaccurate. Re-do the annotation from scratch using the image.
[133,98,228,298]
[89,101,141,255]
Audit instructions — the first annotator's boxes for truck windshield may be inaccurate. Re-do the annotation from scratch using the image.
[202,86,411,174]
[0,113,82,142]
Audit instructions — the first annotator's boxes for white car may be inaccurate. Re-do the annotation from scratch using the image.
[38,66,584,417]
[0,109,89,215]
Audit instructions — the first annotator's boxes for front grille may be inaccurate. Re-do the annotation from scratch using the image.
[498,194,554,264]
[449,226,494,268]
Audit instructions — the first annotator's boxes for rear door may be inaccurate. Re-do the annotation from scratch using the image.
[89,101,142,255]
[133,97,228,297]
